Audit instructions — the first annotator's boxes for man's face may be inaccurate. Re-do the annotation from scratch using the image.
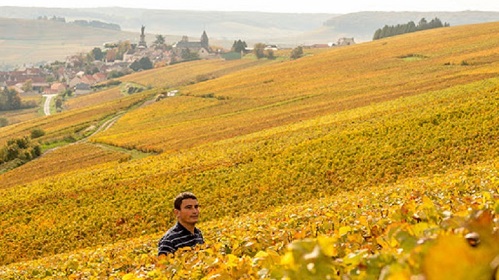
[175,198,200,225]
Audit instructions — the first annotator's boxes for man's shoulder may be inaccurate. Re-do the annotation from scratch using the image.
[162,223,184,238]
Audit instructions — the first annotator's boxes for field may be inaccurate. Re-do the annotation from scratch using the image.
[0,22,498,279]
[0,93,43,125]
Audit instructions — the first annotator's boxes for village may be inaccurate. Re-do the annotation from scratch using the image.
[0,26,355,97]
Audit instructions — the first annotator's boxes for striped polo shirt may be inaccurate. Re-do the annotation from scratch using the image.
[158,222,204,256]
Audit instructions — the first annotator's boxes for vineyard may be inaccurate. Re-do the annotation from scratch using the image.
[0,22,498,279]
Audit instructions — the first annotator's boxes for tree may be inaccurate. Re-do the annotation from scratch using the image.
[373,18,448,40]
[0,136,41,164]
[290,46,304,60]
[180,48,199,61]
[30,128,45,139]
[153,35,166,50]
[0,90,6,110]
[0,87,21,111]
[106,49,117,62]
[55,97,63,111]
[253,43,266,59]
[139,57,153,70]
[31,145,41,158]
[91,47,104,61]
[107,70,125,79]
[46,76,55,83]
[116,41,132,60]
[129,60,141,72]
[418,18,429,30]
[406,21,417,33]
[266,49,276,60]
[63,89,73,98]
[8,88,21,110]
[231,40,247,53]
[154,35,165,45]
[22,79,33,92]
[130,57,153,71]
[428,17,444,28]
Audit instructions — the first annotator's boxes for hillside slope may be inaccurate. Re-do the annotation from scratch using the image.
[92,22,499,153]
[0,22,498,278]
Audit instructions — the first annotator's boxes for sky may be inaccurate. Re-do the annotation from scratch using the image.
[3,0,499,14]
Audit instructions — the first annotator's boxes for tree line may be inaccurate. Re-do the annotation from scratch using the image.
[37,16,121,31]
[373,17,449,40]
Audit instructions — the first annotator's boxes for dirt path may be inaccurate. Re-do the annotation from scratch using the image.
[42,94,57,116]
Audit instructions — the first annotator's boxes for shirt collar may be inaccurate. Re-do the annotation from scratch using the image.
[175,222,199,234]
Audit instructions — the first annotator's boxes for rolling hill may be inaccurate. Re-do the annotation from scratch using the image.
[1,6,498,69]
[319,10,499,41]
[0,17,139,69]
[0,21,498,279]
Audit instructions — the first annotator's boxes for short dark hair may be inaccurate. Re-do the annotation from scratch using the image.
[174,192,197,210]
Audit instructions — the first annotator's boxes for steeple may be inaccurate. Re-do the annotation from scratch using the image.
[200,31,209,48]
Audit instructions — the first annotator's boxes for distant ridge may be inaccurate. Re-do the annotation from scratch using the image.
[0,17,139,69]
[0,6,335,39]
[1,7,497,43]
[0,7,498,68]
[322,11,499,41]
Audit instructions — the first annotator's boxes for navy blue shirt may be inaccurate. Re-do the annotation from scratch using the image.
[158,222,204,256]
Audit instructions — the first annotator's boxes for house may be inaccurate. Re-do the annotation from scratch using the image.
[123,49,138,63]
[92,72,107,84]
[51,82,67,93]
[310,44,330,48]
[69,77,82,89]
[172,31,212,59]
[264,45,279,51]
[1,68,49,90]
[337,38,356,46]
[31,76,49,91]
[80,75,96,85]
[43,82,66,94]
[104,61,129,73]
[74,82,92,95]
[70,76,92,94]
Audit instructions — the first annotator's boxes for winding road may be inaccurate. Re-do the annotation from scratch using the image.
[42,94,57,116]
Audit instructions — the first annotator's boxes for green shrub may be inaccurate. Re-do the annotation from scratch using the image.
[31,128,46,139]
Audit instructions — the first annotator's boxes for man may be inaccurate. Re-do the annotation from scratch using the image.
[158,192,204,256]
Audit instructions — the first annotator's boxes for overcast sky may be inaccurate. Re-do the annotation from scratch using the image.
[3,0,499,14]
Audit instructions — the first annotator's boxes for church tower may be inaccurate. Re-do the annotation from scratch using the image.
[200,31,209,49]
[138,25,147,48]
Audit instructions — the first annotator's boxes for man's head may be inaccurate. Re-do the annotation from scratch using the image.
[174,192,197,210]
[173,192,200,228]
